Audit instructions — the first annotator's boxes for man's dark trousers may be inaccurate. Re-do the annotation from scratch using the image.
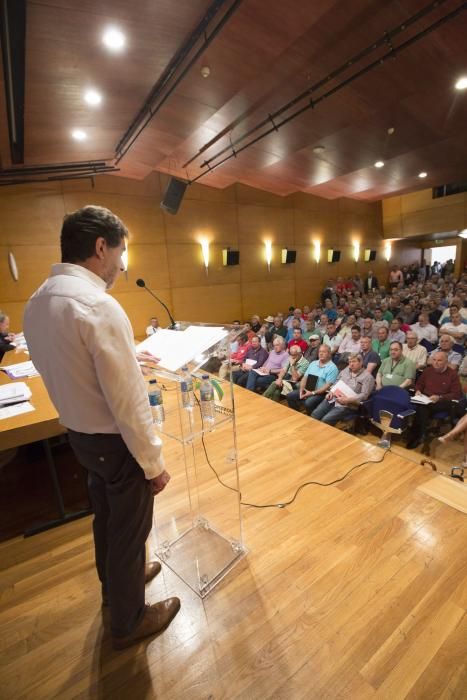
[68,431,153,638]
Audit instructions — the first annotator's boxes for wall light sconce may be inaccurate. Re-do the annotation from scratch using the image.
[353,241,360,263]
[8,251,19,281]
[121,247,129,281]
[313,240,321,263]
[264,240,273,271]
[200,238,210,274]
[384,242,392,261]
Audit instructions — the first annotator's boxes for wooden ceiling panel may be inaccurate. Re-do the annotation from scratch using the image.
[1,0,466,198]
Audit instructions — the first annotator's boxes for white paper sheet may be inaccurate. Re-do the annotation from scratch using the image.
[0,382,32,406]
[136,326,228,372]
[1,360,39,379]
[0,401,35,420]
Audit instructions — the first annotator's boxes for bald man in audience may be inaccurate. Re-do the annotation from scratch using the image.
[402,330,428,369]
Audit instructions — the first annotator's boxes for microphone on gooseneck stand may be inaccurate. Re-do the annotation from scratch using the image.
[135,279,177,330]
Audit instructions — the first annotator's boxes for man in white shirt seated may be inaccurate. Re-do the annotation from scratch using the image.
[145,316,160,336]
[441,309,467,344]
[24,206,180,650]
[410,313,438,345]
[427,334,463,370]
[402,330,428,369]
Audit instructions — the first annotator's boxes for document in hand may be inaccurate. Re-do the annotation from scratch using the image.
[136,326,228,372]
[332,379,359,400]
[410,393,433,404]
[0,382,32,406]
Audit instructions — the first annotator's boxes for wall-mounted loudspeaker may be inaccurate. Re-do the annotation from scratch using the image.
[222,249,240,266]
[160,177,188,215]
[281,249,296,264]
[364,249,377,262]
[327,249,341,263]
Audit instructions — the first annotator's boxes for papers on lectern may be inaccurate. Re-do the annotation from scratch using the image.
[136,326,228,372]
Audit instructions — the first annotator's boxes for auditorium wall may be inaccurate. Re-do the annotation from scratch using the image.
[0,172,420,336]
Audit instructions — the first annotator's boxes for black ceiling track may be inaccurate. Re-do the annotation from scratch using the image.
[0,0,26,165]
[0,160,119,186]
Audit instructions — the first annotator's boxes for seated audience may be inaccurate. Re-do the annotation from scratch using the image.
[407,351,463,448]
[323,298,338,322]
[232,335,269,386]
[310,353,375,425]
[335,324,362,359]
[285,308,306,331]
[372,326,391,361]
[286,344,338,414]
[428,334,463,370]
[441,308,467,344]
[359,335,380,376]
[376,341,416,389]
[322,321,343,354]
[245,336,288,392]
[402,330,428,369]
[373,307,389,334]
[302,319,316,342]
[145,316,160,336]
[0,312,16,362]
[287,327,309,353]
[263,345,309,402]
[410,313,438,345]
[230,333,250,364]
[250,315,261,333]
[304,334,321,362]
[388,317,406,344]
[361,316,376,338]
[439,301,467,324]
[266,315,288,342]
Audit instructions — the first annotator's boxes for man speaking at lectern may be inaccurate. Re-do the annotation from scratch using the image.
[24,206,180,650]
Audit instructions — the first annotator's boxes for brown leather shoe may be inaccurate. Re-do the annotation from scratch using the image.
[112,598,181,650]
[102,562,162,607]
[145,561,162,583]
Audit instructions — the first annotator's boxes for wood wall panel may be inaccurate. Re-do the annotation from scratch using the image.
[241,279,296,319]
[113,289,173,334]
[383,189,467,239]
[171,284,242,323]
[0,172,426,337]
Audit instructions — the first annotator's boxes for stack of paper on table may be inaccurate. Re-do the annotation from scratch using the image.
[136,326,228,373]
[0,382,32,406]
[0,402,35,420]
[1,360,39,379]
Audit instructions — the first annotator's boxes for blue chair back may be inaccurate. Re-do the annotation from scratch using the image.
[370,386,412,430]
[419,338,435,353]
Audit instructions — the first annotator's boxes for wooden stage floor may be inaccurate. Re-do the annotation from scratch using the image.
[1,388,466,699]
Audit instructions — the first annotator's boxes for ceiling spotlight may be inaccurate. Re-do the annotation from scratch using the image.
[387,127,395,135]
[200,65,211,78]
[454,76,467,91]
[374,160,385,168]
[458,229,467,239]
[84,89,102,106]
[102,27,126,51]
[71,129,87,142]
[418,171,428,178]
[313,145,325,154]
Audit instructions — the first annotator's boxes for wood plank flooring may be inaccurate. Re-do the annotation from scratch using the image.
[1,388,466,699]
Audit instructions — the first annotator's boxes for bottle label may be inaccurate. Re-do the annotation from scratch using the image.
[149,392,162,406]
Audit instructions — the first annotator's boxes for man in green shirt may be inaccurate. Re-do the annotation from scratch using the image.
[381,302,394,323]
[376,341,416,389]
[372,326,391,361]
[264,345,309,401]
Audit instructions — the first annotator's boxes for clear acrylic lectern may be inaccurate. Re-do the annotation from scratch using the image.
[148,322,247,598]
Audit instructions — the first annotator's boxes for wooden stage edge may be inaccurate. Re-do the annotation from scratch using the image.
[1,388,466,700]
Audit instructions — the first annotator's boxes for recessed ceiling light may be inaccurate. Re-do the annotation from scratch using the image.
[313,145,325,154]
[454,76,467,91]
[84,89,102,106]
[102,27,126,51]
[418,171,428,178]
[387,127,395,135]
[374,160,385,168]
[71,129,87,142]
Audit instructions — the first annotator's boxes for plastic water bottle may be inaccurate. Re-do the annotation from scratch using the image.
[148,379,165,425]
[180,366,194,410]
[200,374,215,425]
